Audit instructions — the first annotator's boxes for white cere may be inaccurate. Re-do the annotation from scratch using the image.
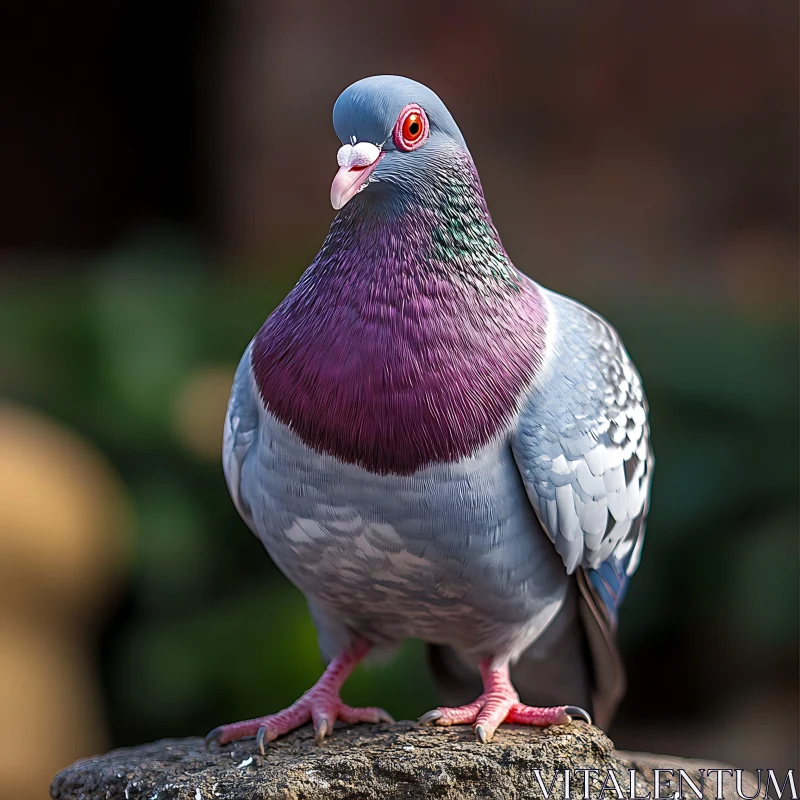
[336,142,380,169]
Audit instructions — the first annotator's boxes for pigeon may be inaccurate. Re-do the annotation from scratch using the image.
[207,75,653,750]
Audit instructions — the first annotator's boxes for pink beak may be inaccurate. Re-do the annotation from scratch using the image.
[331,143,383,210]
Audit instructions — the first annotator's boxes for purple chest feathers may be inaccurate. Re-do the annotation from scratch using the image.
[252,214,548,475]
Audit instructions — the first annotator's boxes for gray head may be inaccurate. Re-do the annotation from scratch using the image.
[329,76,472,211]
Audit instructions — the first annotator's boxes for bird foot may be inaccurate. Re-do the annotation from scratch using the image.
[205,640,392,752]
[417,659,591,742]
[207,693,393,753]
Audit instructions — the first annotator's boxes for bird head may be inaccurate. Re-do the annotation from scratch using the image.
[330,76,470,211]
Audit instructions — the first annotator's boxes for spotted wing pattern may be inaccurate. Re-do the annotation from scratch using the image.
[512,291,653,623]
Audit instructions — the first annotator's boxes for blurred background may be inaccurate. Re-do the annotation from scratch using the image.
[0,1,797,797]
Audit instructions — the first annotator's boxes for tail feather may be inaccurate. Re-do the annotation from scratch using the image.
[576,568,626,729]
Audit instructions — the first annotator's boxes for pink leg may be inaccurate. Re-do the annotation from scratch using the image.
[418,659,591,742]
[206,639,393,753]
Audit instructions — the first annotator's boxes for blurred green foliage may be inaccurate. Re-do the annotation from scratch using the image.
[1,227,797,746]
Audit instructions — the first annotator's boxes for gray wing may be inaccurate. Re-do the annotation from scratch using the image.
[222,341,261,531]
[511,290,653,619]
[511,289,653,727]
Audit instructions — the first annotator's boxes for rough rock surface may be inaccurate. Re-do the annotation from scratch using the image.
[51,721,757,800]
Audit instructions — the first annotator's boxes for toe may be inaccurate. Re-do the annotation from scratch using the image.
[473,693,515,740]
[564,705,592,725]
[256,724,272,755]
[471,712,501,742]
[205,719,265,747]
[337,704,394,725]
[204,725,225,749]
[432,700,485,726]
[313,716,329,742]
[417,709,443,726]
[506,703,572,726]
[310,702,332,740]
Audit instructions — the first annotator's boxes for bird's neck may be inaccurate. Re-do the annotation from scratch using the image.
[321,148,519,291]
[252,153,549,475]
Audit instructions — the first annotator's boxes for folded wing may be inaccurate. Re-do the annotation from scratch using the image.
[222,342,261,532]
[511,290,654,724]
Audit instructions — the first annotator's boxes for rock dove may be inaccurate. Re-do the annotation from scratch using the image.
[207,75,653,750]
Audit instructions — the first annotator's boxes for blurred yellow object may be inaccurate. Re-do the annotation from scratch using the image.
[0,403,130,800]
[172,365,235,461]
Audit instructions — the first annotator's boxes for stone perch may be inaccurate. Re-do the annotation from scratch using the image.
[51,722,757,800]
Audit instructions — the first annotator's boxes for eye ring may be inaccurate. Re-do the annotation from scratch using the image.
[393,104,429,152]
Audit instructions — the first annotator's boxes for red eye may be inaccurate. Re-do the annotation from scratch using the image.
[393,104,429,151]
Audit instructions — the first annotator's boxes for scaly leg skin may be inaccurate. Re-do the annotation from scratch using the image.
[205,638,393,753]
[418,658,592,743]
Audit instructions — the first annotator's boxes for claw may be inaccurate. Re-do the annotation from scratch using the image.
[417,709,443,726]
[564,706,592,725]
[256,725,270,756]
[314,717,329,742]
[475,724,488,743]
[204,725,224,750]
[376,709,395,723]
